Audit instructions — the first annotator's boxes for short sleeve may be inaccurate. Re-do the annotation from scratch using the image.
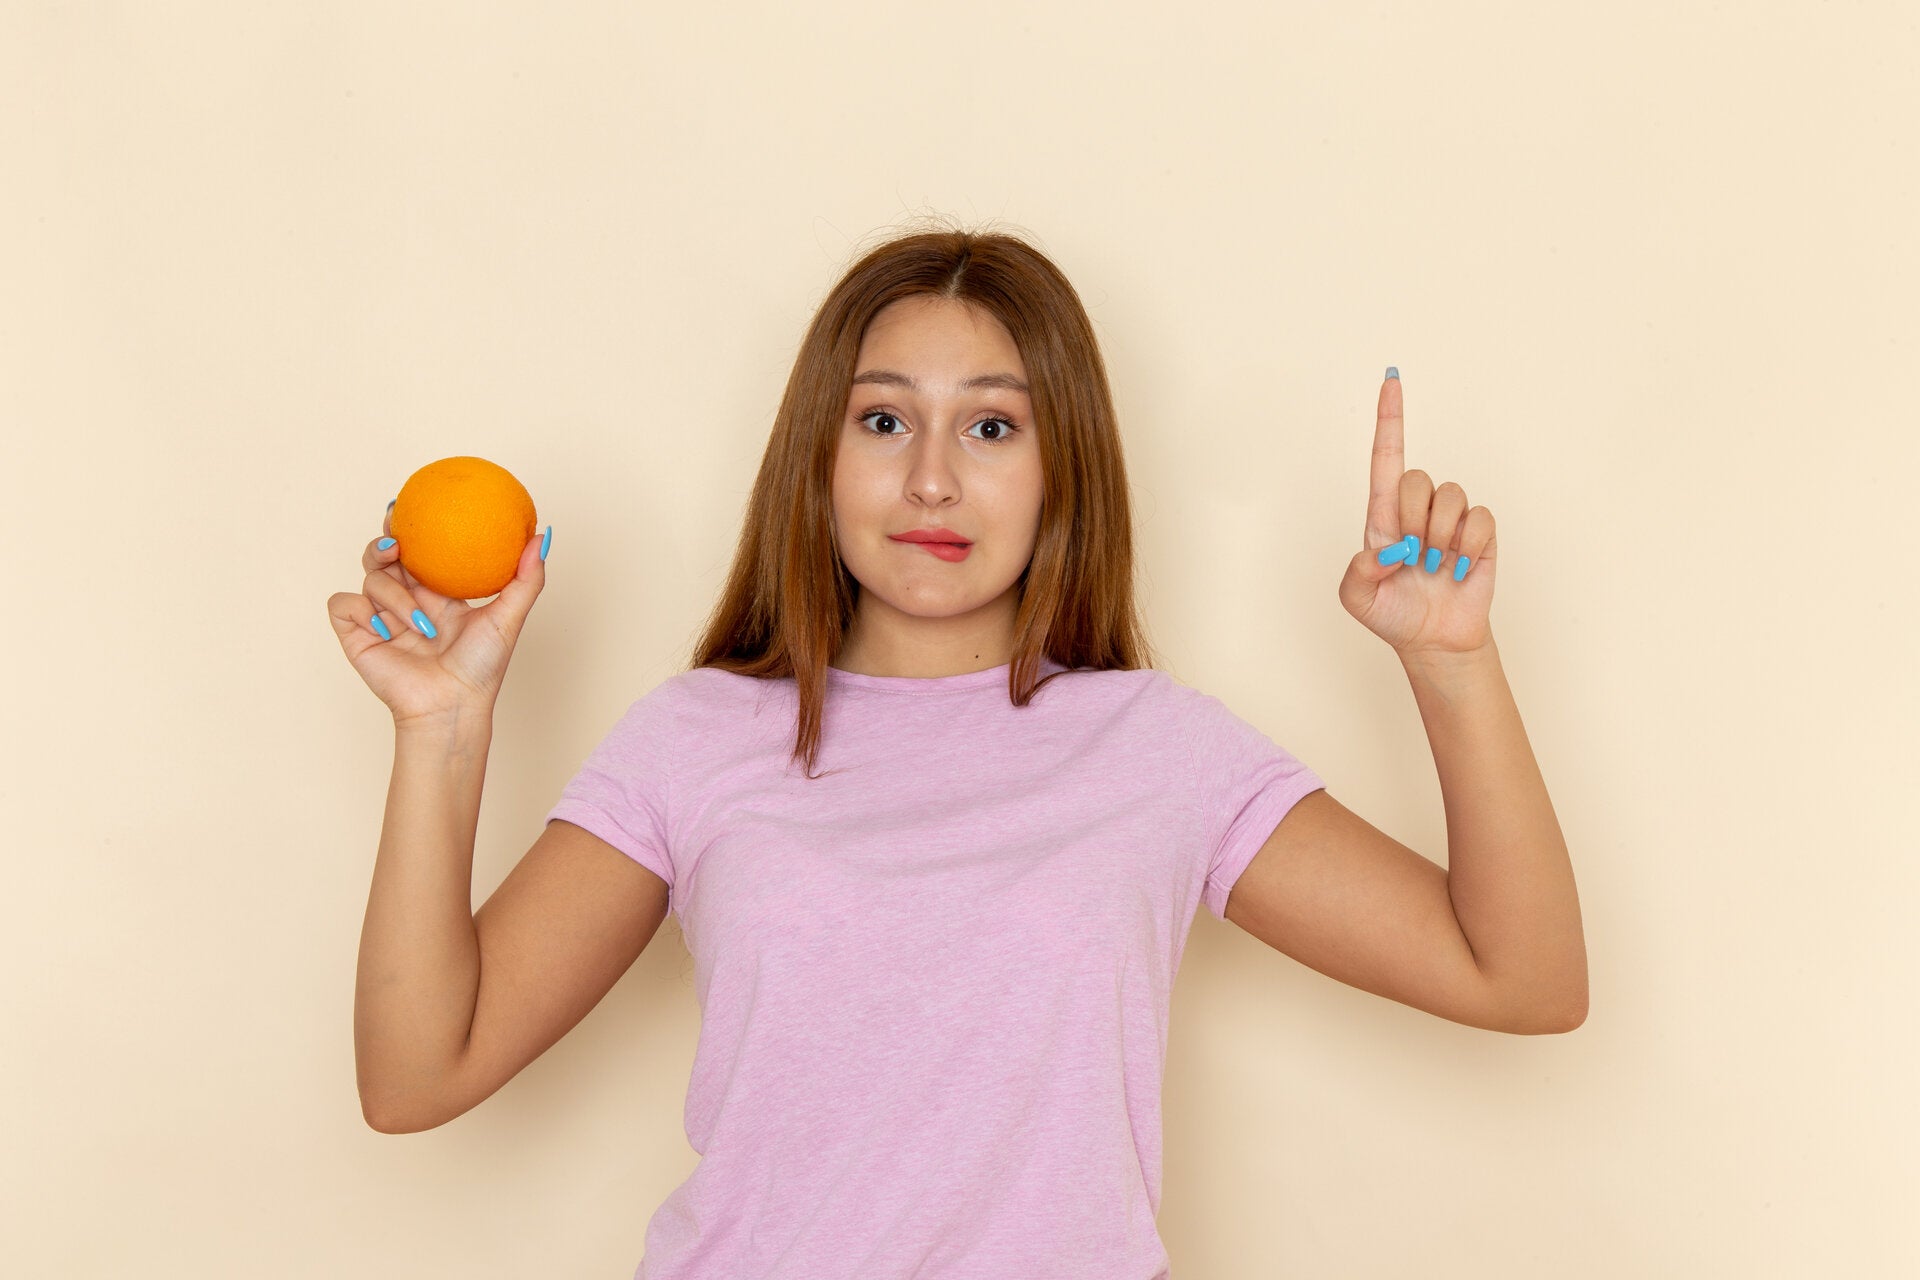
[543,681,678,904]
[1181,684,1327,921]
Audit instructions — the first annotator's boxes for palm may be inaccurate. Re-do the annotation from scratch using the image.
[354,577,500,704]
[332,507,534,720]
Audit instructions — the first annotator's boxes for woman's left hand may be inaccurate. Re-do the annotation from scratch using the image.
[1337,371,1498,660]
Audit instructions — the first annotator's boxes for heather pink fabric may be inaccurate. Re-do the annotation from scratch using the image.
[544,655,1325,1279]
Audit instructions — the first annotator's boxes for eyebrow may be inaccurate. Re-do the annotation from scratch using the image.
[851,368,1030,395]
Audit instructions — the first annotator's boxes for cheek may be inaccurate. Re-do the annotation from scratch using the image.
[830,438,862,490]
[828,469,887,549]
[832,454,898,515]
[828,451,859,510]
[993,474,1046,537]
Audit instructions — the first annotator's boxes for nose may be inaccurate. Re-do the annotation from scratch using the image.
[902,431,963,506]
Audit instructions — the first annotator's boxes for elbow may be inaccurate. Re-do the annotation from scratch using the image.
[1559,965,1592,1031]
[1544,1006,1587,1034]
[361,1092,443,1135]
[360,1082,406,1134]
[1529,956,1590,1034]
[358,1066,461,1133]
[1534,987,1589,1035]
[364,1107,439,1135]
[1497,985,1588,1035]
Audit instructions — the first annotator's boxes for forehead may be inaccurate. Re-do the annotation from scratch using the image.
[856,296,1025,377]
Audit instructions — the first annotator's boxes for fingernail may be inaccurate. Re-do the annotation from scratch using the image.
[411,608,437,639]
[1377,541,1412,565]
[370,614,391,641]
[377,537,395,550]
[1425,547,1442,573]
[539,525,552,561]
[1386,366,1399,380]
[1454,555,1471,582]
[1406,535,1420,560]
[387,498,396,515]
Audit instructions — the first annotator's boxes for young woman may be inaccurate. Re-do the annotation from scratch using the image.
[332,227,1586,1279]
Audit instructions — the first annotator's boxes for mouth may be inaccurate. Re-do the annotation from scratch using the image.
[890,536,973,560]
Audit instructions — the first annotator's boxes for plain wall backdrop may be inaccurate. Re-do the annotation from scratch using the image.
[4,2,1914,1275]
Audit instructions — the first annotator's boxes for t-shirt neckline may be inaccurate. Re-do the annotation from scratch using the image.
[824,656,1067,694]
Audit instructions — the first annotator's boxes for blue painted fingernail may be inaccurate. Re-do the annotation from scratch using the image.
[1425,547,1442,573]
[539,525,552,561]
[370,614,391,640]
[377,537,395,550]
[387,498,395,515]
[1454,555,1471,582]
[1386,366,1398,380]
[1406,535,1420,560]
[411,608,437,638]
[1378,540,1411,565]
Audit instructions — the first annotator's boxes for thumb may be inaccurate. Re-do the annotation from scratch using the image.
[1340,536,1407,618]
[1357,534,1417,582]
[487,525,550,634]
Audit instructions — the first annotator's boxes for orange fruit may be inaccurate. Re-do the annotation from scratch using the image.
[390,456,538,599]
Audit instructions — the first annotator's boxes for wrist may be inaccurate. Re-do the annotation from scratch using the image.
[1397,637,1500,678]
[393,702,495,742]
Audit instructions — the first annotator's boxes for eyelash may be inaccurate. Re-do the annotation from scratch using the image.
[854,409,1024,445]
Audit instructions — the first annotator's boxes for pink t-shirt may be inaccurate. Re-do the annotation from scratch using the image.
[544,655,1325,1279]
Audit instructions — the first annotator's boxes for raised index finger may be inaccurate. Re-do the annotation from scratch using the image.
[1366,369,1404,548]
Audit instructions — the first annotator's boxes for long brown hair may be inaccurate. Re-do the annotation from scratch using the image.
[687,218,1159,778]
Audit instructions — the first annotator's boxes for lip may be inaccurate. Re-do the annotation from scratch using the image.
[888,529,972,545]
[887,537,967,564]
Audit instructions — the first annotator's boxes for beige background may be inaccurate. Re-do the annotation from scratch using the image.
[4,2,1914,1275]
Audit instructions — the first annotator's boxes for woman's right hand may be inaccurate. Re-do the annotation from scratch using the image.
[327,502,552,727]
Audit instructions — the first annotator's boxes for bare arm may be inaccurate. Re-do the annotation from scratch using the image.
[353,708,492,1130]
[353,707,673,1134]
[1402,638,1586,1028]
[336,513,644,1133]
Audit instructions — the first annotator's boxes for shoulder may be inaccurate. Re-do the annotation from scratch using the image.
[1137,668,1296,766]
[1017,662,1173,717]
[1139,667,1276,725]
[1046,662,1173,696]
[629,665,760,719]
[644,664,803,730]
[1115,664,1216,718]
[600,666,733,733]
[579,667,768,771]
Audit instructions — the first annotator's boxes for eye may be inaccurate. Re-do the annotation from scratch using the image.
[967,417,1020,443]
[854,410,1024,444]
[859,411,906,438]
